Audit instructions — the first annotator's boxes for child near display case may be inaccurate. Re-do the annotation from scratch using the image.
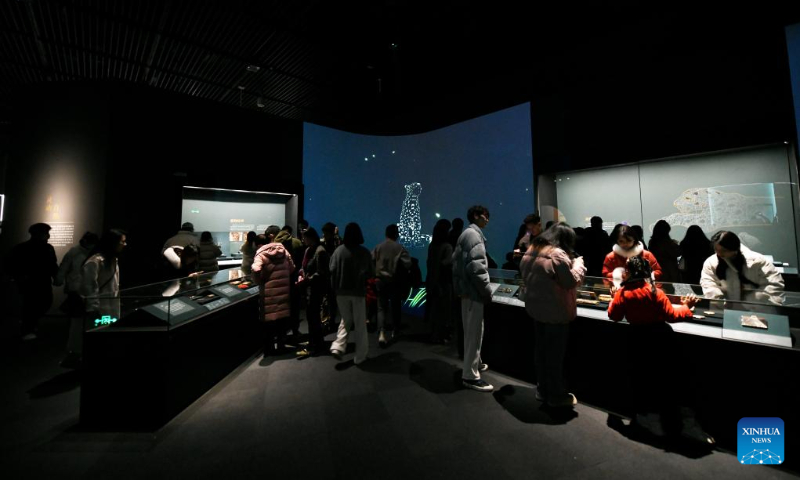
[607,256,713,444]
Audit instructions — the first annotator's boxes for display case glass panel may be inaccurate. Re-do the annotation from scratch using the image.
[541,143,800,269]
[84,269,259,332]
[180,186,298,259]
[488,268,799,350]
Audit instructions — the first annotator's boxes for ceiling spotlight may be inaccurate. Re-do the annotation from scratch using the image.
[256,97,265,108]
[246,65,260,72]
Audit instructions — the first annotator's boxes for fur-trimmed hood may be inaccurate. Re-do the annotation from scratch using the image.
[612,241,644,259]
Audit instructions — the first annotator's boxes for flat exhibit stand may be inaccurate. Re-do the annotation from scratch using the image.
[722,309,792,348]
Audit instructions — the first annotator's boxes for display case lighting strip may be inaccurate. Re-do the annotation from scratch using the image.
[0,194,4,222]
[183,186,295,197]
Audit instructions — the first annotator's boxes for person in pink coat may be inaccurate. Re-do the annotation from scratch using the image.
[520,222,586,408]
[252,226,295,356]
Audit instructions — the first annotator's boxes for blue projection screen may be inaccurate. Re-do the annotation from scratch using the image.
[303,103,534,275]
[788,23,800,152]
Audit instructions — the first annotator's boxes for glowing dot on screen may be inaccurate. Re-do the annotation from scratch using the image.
[364,157,368,161]
[435,213,441,218]
[372,154,376,158]
[526,188,529,191]
[392,150,396,154]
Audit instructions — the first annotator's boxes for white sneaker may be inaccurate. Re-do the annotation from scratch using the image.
[462,378,494,392]
[378,331,387,347]
[635,413,666,437]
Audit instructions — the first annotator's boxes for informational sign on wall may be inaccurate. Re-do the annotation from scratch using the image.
[49,222,75,247]
[42,194,76,247]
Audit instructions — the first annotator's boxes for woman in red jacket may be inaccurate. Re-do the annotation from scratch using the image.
[607,256,712,444]
[602,225,663,281]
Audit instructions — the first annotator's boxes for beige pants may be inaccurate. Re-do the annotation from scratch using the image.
[330,295,369,364]
[461,298,485,380]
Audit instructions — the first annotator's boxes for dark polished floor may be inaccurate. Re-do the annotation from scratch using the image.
[0,313,796,480]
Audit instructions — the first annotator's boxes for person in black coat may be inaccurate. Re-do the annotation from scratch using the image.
[5,223,59,340]
[582,216,612,277]
[679,225,713,285]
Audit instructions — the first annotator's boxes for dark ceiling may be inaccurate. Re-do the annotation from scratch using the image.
[1,1,799,135]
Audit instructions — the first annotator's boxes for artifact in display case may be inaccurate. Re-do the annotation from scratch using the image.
[487,268,798,350]
[84,269,259,330]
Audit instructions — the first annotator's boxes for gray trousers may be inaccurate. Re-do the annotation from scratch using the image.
[461,298,485,380]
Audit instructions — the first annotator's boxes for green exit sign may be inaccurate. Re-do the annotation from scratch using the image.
[94,315,118,326]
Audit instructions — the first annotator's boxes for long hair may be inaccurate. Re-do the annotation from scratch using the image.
[609,223,625,245]
[650,220,671,241]
[431,219,451,246]
[536,222,577,255]
[343,223,365,247]
[631,225,645,246]
[680,225,711,255]
[710,231,759,288]
[246,231,257,248]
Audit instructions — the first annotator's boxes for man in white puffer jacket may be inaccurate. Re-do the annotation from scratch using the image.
[452,205,494,392]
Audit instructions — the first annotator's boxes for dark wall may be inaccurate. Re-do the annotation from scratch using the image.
[1,83,303,287]
[531,21,797,175]
[103,84,302,285]
[0,84,110,260]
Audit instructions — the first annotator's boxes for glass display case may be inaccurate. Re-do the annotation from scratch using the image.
[488,268,799,350]
[81,268,263,429]
[84,269,259,332]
